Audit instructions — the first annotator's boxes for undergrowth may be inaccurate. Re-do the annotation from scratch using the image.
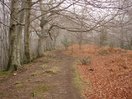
[80,56,91,65]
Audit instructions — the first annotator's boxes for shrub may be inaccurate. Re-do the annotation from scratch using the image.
[61,38,71,50]
[80,56,91,65]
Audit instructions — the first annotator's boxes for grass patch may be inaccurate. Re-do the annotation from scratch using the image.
[73,69,84,90]
[15,83,23,88]
[44,53,56,58]
[31,70,45,77]
[0,92,4,97]
[15,81,24,88]
[0,71,10,78]
[41,64,48,69]
[43,58,50,64]
[72,62,93,98]
[45,66,60,75]
[31,66,59,76]
[32,84,50,97]
[72,63,84,93]
[31,72,39,77]
[45,70,56,74]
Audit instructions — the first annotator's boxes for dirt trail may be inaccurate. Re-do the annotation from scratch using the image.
[0,50,82,99]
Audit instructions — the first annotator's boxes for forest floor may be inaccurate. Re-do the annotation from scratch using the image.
[0,50,82,99]
[0,44,132,99]
[65,44,132,99]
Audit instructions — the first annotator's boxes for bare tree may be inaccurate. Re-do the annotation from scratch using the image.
[7,0,21,71]
[24,0,32,63]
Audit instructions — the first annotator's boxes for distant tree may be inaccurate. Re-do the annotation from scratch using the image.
[61,37,71,50]
[99,27,107,46]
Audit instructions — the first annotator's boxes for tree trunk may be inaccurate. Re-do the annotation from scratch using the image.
[38,38,46,56]
[24,0,32,63]
[38,0,49,55]
[16,1,25,64]
[7,0,21,71]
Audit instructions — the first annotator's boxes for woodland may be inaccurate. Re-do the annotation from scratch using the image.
[0,0,132,99]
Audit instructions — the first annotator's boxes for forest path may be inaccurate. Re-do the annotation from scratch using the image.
[0,50,82,99]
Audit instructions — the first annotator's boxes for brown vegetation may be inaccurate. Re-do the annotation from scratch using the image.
[65,44,132,99]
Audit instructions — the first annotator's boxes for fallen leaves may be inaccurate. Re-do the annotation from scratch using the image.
[65,44,132,99]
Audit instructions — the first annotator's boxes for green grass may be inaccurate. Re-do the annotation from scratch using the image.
[0,71,10,78]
